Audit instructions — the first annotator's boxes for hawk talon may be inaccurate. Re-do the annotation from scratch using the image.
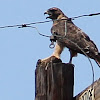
[36,59,42,66]
[37,59,48,67]
[37,56,62,67]
[45,63,50,70]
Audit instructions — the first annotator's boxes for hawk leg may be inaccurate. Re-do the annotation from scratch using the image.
[38,42,64,67]
[69,49,77,63]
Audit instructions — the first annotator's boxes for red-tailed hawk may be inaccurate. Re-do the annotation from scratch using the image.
[40,7,100,67]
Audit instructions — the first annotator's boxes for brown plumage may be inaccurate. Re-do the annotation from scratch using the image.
[41,7,100,67]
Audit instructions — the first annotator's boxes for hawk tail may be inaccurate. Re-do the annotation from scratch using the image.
[95,53,100,67]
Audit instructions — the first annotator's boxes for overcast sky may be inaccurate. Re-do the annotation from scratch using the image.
[0,0,100,100]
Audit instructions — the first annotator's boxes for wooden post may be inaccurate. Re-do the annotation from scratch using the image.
[35,60,74,100]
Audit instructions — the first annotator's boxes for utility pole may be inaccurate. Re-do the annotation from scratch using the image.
[35,59,74,100]
[35,58,100,100]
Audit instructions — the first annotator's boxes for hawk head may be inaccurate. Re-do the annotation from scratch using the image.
[44,7,64,20]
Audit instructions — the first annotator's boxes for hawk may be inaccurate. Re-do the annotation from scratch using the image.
[40,7,100,67]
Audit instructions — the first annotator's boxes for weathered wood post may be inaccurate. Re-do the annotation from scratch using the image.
[35,59,74,100]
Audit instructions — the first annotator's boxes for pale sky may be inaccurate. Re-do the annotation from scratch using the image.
[0,0,100,100]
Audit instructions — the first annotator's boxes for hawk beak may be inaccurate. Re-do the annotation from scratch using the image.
[44,11,48,15]
[44,11,50,19]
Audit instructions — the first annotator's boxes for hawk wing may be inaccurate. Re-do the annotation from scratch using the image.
[51,17,99,59]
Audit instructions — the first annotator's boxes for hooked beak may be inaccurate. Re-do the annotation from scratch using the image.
[44,11,48,15]
[44,11,49,19]
[44,10,52,19]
